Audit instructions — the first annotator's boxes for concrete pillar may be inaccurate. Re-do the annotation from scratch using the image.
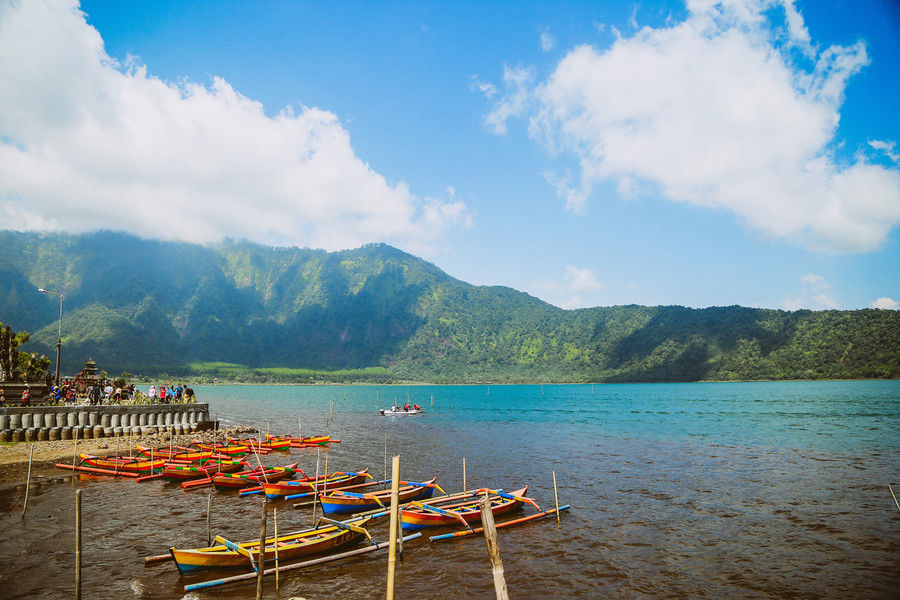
[44,413,55,428]
[77,411,87,427]
[49,427,60,441]
[130,414,139,427]
[0,414,8,430]
[24,428,36,442]
[88,412,99,426]
[67,412,77,427]
[104,427,114,437]
[139,413,148,426]
[61,427,72,440]
[93,426,104,438]
[10,413,21,428]
[12,429,23,442]
[56,412,66,427]
[112,427,123,437]
[131,426,142,435]
[111,414,121,428]
[83,426,94,439]
[100,414,111,427]
[37,428,48,441]
[21,413,33,428]
[0,430,9,442]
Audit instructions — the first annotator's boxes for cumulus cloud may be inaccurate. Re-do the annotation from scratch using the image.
[782,273,838,310]
[481,0,900,253]
[0,0,469,253]
[531,265,604,309]
[871,297,899,310]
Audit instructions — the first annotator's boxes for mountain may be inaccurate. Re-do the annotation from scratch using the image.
[1,230,898,382]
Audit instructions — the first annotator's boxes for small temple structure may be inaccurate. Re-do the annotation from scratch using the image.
[73,358,104,394]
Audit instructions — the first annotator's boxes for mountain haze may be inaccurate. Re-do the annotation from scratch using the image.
[2,231,898,382]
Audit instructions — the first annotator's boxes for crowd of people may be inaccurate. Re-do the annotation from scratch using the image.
[0,379,197,406]
[147,383,195,403]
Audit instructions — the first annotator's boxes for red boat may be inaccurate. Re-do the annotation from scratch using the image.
[78,454,166,474]
[211,462,301,489]
[162,459,247,481]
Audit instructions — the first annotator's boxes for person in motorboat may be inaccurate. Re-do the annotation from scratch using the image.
[403,403,410,411]
[413,404,421,411]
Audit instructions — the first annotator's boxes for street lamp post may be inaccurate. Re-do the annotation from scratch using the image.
[38,288,64,388]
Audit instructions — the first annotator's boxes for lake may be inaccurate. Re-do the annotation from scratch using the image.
[1,381,898,598]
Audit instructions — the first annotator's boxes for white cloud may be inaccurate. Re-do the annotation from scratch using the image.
[782,273,838,310]
[531,265,604,309]
[869,140,900,165]
[540,28,555,52]
[482,0,900,253]
[481,65,535,135]
[871,297,899,310]
[0,0,470,254]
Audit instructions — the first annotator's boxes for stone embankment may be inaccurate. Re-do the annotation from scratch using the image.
[0,403,211,443]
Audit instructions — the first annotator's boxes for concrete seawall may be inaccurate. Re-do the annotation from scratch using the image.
[0,404,210,443]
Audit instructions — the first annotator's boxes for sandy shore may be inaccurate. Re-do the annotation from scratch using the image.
[0,427,256,482]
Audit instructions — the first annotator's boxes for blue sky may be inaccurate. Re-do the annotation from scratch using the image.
[1,0,898,310]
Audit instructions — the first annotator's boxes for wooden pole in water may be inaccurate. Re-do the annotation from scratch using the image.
[552,470,560,527]
[890,484,900,512]
[256,496,267,600]
[462,457,467,493]
[386,454,401,600]
[72,427,78,469]
[75,489,82,600]
[206,492,212,547]
[298,416,301,439]
[311,448,321,525]
[480,491,509,600]
[21,444,34,519]
[383,434,388,482]
[273,507,280,589]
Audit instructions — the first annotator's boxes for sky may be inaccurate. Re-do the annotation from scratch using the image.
[1,0,898,311]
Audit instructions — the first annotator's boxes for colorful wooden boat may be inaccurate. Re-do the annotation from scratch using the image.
[168,515,374,574]
[211,462,300,489]
[231,436,292,451]
[266,433,333,447]
[136,446,217,462]
[262,469,370,499]
[192,441,249,456]
[400,486,532,530]
[161,459,247,481]
[320,479,439,514]
[78,454,167,474]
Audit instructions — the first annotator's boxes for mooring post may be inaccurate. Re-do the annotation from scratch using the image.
[552,470,560,527]
[274,507,280,590]
[206,492,212,547]
[463,457,467,492]
[480,491,509,600]
[75,489,82,600]
[21,444,34,519]
[311,448,321,525]
[256,496,267,600]
[386,454,401,600]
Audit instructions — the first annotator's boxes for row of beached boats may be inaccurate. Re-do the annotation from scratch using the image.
[56,431,569,586]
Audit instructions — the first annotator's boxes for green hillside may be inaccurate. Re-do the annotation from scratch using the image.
[1,230,898,382]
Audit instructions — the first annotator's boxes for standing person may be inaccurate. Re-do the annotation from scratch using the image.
[148,384,156,401]
[159,385,167,403]
[0,386,5,405]
[21,385,30,406]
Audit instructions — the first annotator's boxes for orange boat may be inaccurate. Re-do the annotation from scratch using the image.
[78,454,166,474]
[262,469,370,499]
[162,459,247,481]
[211,461,301,489]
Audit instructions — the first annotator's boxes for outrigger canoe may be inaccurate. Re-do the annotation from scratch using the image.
[211,462,300,489]
[168,515,374,574]
[320,478,440,514]
[230,436,292,451]
[262,469,370,499]
[192,442,249,457]
[78,454,167,474]
[161,459,247,481]
[136,446,217,462]
[379,408,424,416]
[400,486,534,530]
[265,433,334,447]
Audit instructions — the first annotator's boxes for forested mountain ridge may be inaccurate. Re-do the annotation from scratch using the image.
[1,230,898,382]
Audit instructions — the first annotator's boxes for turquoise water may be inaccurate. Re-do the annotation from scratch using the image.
[1,380,898,599]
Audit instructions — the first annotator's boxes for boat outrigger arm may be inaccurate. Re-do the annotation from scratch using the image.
[408,500,474,531]
[316,517,377,547]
